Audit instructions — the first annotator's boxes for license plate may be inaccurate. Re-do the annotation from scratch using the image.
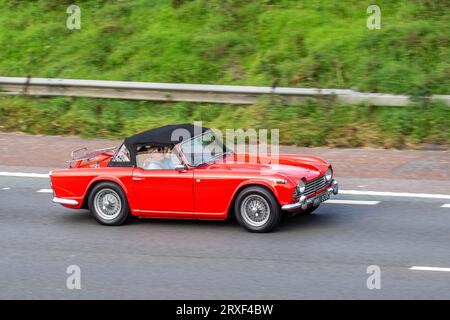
[314,192,330,205]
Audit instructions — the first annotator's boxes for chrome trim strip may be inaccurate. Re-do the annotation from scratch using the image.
[52,197,79,206]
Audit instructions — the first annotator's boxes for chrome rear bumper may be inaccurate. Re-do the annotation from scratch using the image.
[52,197,79,206]
[282,180,338,212]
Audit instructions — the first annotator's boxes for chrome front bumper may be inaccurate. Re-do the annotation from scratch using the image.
[52,197,79,206]
[282,180,338,212]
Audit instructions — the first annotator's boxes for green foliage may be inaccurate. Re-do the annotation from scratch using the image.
[0,1,448,147]
[1,96,448,148]
[0,0,448,93]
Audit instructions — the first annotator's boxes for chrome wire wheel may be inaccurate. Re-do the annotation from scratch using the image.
[93,188,122,221]
[240,194,271,227]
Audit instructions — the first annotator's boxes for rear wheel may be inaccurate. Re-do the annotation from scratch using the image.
[88,182,130,226]
[234,186,281,233]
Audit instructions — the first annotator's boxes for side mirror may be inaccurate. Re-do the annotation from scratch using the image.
[175,164,187,172]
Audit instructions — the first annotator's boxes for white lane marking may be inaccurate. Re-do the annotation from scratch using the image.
[441,204,450,208]
[0,170,449,201]
[325,200,380,205]
[410,266,450,273]
[340,190,450,200]
[0,172,49,178]
[37,189,53,193]
[1,187,11,190]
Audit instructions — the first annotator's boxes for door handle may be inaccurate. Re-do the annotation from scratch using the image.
[132,177,145,181]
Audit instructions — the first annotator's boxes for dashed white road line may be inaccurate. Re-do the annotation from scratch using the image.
[1,171,450,201]
[340,190,450,200]
[37,189,53,193]
[1,187,11,190]
[325,200,380,205]
[31,190,447,209]
[409,266,450,273]
[0,172,49,178]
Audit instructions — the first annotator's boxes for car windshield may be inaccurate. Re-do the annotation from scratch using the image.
[179,130,231,166]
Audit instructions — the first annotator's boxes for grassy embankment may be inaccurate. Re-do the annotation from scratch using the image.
[0,0,448,147]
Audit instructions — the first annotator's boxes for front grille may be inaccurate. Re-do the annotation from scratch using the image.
[304,174,329,196]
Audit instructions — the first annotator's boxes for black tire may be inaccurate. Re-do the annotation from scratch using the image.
[301,204,320,215]
[234,186,281,233]
[88,182,130,226]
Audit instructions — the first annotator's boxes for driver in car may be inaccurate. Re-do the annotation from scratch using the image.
[143,146,177,170]
[160,147,176,169]
[143,147,164,170]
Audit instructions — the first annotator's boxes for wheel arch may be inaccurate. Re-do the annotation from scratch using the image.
[81,177,128,209]
[226,181,280,218]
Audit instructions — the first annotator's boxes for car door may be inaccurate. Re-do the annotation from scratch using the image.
[193,164,242,220]
[131,167,194,218]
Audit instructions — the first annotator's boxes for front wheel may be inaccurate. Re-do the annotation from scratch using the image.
[88,182,130,226]
[234,186,281,233]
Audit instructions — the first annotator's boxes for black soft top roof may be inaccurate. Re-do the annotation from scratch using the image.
[124,124,210,149]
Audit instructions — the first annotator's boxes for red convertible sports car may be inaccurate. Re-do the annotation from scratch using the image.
[51,124,338,232]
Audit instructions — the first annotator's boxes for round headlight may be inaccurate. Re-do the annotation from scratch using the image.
[297,179,306,194]
[325,168,333,181]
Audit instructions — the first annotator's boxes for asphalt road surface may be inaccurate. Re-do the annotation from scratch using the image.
[1,166,450,299]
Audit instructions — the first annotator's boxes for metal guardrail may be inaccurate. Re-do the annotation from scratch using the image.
[0,76,448,106]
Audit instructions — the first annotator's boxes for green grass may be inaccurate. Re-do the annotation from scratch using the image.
[0,0,448,95]
[1,95,448,148]
[0,1,448,147]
